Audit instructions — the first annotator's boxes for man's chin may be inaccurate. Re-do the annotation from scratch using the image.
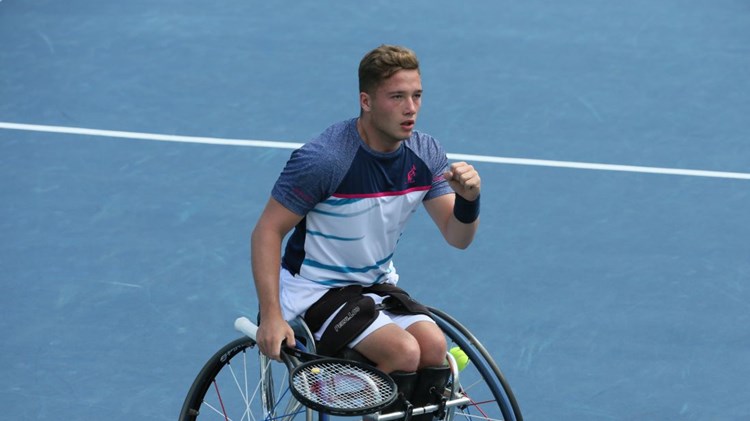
[398,127,414,139]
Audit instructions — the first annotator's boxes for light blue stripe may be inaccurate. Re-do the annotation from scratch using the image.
[314,279,366,287]
[307,230,364,241]
[314,276,388,287]
[322,198,363,206]
[372,272,388,284]
[303,253,393,274]
[309,203,378,218]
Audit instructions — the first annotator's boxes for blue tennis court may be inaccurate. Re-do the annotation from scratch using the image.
[2,1,749,420]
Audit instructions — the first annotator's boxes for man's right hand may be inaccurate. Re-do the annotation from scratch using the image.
[256,314,296,360]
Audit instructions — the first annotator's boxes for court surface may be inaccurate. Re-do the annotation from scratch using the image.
[1,1,749,420]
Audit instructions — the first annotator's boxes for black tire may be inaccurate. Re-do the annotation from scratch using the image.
[179,337,257,420]
[179,334,309,421]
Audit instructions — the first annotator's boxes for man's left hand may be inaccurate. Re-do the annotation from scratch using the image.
[443,161,481,201]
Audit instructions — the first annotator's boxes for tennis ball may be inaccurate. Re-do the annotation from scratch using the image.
[449,346,470,371]
[310,367,321,374]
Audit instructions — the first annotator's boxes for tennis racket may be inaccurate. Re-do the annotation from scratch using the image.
[235,316,398,416]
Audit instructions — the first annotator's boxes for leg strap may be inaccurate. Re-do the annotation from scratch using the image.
[304,285,378,356]
[366,283,431,316]
[381,371,418,418]
[411,366,451,421]
[303,283,432,356]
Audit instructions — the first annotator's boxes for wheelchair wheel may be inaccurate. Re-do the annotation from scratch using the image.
[429,307,523,421]
[180,310,522,421]
[179,336,309,421]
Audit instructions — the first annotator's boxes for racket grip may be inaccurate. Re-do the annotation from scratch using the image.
[234,316,259,340]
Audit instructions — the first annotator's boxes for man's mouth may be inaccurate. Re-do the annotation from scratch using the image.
[401,120,415,130]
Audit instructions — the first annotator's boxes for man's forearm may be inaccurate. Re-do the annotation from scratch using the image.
[251,227,284,319]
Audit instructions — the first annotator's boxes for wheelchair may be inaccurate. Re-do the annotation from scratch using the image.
[179,307,523,421]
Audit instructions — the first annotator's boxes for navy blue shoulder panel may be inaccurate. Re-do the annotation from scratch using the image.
[334,146,433,196]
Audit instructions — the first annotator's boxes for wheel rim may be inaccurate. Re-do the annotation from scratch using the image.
[180,338,308,421]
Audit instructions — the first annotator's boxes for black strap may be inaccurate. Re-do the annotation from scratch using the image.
[315,294,377,356]
[304,285,363,333]
[303,283,431,356]
[365,283,431,316]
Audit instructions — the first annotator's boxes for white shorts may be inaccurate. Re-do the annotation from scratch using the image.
[278,267,434,349]
[310,293,435,348]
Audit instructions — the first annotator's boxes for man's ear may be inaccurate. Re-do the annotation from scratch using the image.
[359,92,371,112]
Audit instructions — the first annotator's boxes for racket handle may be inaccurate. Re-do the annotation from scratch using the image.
[234,316,259,340]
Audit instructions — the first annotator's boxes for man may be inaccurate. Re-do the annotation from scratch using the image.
[251,45,480,378]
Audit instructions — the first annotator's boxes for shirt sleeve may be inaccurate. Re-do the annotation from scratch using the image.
[419,134,453,201]
[271,141,335,216]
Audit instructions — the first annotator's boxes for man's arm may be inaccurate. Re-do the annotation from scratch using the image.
[251,197,305,359]
[424,162,481,249]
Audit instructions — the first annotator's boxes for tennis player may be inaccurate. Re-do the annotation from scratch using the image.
[251,44,480,413]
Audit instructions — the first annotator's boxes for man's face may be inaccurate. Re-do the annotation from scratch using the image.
[363,69,422,150]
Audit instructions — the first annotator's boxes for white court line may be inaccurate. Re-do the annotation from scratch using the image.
[2,121,749,180]
[0,122,304,149]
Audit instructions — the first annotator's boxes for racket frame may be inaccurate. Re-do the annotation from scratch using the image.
[280,347,398,416]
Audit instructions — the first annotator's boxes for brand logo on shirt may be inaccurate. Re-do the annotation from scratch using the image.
[407,164,417,184]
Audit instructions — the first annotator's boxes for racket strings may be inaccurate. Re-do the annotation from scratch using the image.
[291,362,394,410]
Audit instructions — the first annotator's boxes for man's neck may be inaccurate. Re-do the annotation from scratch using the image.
[357,117,402,153]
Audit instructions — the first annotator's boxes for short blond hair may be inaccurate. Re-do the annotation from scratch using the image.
[358,45,420,95]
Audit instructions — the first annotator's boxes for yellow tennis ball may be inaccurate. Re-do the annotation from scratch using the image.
[449,346,470,371]
[310,367,321,374]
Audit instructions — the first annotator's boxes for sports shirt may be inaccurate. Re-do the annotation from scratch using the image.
[272,118,452,291]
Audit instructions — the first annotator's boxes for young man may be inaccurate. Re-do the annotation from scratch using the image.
[251,45,481,377]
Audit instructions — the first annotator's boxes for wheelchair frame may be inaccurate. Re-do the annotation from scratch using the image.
[179,307,523,421]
